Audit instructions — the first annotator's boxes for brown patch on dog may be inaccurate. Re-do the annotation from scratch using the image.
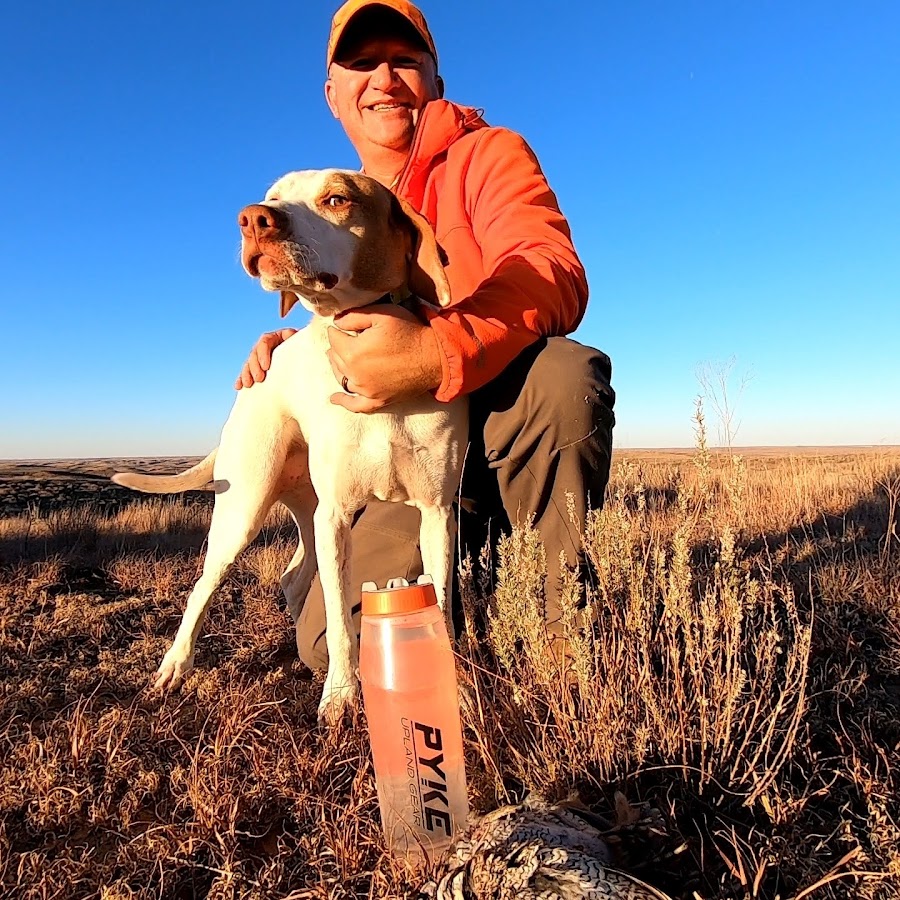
[389,194,452,307]
[308,173,450,306]
[319,174,410,297]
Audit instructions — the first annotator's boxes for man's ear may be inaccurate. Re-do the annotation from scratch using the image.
[436,75,445,99]
[324,78,340,119]
[280,291,300,318]
[390,195,452,308]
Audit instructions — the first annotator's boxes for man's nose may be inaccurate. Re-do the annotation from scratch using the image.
[369,60,399,91]
[238,204,289,240]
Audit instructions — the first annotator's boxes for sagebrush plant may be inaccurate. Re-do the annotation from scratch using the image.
[461,404,810,863]
[0,438,898,898]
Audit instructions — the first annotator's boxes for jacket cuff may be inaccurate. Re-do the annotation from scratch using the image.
[425,309,466,402]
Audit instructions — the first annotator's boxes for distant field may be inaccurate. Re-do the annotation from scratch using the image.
[0,457,207,518]
[1,447,898,898]
[3,446,895,514]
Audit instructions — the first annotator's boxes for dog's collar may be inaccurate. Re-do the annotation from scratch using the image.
[373,285,414,307]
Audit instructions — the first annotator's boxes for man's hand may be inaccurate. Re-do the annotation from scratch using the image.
[327,305,443,413]
[235,328,299,389]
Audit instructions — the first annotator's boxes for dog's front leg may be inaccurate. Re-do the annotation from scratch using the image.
[418,504,457,641]
[312,504,359,724]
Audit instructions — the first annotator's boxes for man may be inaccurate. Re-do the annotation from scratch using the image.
[236,0,615,670]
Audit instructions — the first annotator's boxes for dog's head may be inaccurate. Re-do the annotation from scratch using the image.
[238,169,450,318]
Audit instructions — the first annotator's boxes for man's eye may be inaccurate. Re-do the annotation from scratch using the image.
[326,195,349,208]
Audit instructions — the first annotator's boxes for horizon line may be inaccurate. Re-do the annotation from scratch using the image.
[4,443,900,464]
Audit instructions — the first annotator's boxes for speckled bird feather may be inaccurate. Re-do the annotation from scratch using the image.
[419,795,674,900]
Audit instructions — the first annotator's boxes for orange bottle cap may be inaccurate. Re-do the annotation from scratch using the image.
[361,575,438,616]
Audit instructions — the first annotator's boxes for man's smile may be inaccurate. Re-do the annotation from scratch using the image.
[364,101,412,112]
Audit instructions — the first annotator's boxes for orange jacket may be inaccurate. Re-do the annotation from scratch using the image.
[396,99,589,403]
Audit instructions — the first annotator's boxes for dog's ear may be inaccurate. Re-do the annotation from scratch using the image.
[390,195,452,308]
[280,291,300,318]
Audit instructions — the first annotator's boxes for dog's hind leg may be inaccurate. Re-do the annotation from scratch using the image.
[155,490,274,690]
[418,504,457,641]
[154,434,285,690]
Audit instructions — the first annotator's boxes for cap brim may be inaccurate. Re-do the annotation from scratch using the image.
[327,0,437,69]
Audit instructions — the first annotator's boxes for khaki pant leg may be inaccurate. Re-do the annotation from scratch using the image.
[293,501,423,670]
[466,336,615,631]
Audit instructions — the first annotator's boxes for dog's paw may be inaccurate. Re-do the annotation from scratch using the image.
[317,675,359,726]
[153,646,194,691]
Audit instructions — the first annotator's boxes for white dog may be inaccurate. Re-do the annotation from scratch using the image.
[114,170,467,723]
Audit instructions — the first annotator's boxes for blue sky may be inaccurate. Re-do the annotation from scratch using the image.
[1,0,897,458]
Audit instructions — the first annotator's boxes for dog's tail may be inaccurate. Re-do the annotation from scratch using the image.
[112,449,218,494]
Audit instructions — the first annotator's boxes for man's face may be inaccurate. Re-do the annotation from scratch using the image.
[325,34,442,155]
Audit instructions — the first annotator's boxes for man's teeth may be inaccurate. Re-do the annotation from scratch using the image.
[371,103,403,111]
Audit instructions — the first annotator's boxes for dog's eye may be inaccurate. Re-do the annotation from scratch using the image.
[326,195,350,208]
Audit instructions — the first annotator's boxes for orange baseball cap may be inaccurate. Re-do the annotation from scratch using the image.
[326,0,438,70]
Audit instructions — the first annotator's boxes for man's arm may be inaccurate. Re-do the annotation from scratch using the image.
[424,127,588,402]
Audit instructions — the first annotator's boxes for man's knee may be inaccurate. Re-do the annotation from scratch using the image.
[489,337,615,454]
[529,337,614,413]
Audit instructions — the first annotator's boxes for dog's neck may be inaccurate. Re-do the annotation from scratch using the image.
[307,290,418,335]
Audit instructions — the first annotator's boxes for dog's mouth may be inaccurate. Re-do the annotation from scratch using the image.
[259,259,339,293]
[306,271,339,290]
[244,251,263,278]
[242,236,288,279]
[243,241,339,293]
[246,251,294,288]
[272,266,340,296]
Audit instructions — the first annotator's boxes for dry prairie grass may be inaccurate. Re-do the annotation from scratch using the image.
[0,439,898,899]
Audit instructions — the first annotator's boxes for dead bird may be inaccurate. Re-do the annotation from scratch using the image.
[419,793,675,900]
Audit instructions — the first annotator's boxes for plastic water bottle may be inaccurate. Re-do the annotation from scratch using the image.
[359,575,469,865]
